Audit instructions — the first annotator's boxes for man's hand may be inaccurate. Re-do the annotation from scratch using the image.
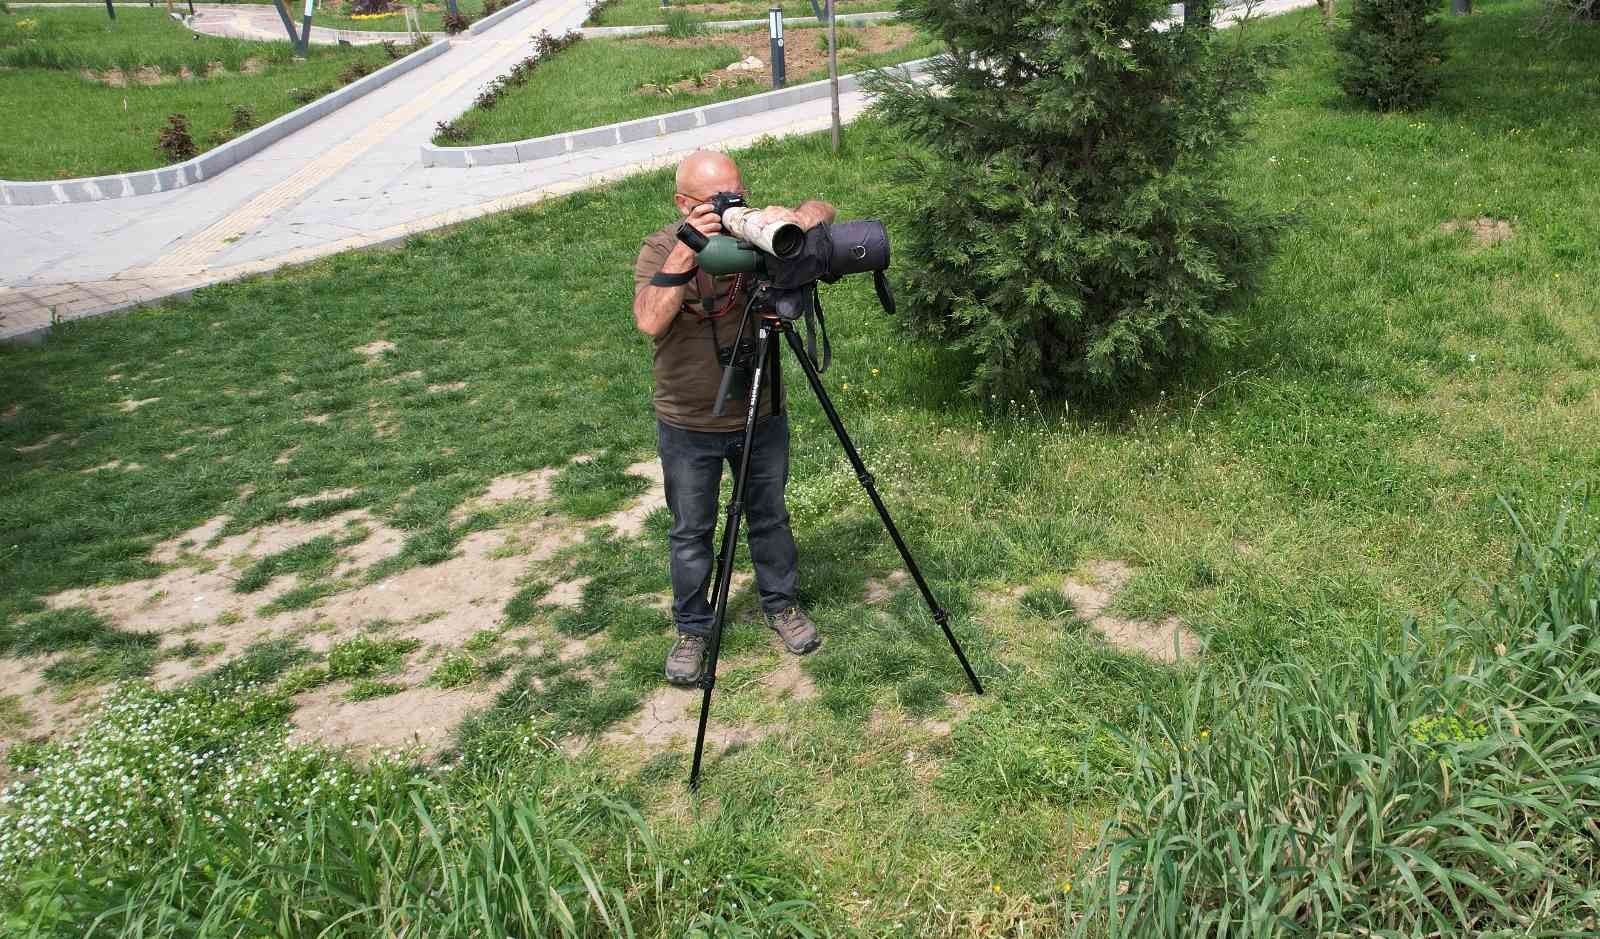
[761,205,803,228]
[686,202,723,238]
[763,200,836,231]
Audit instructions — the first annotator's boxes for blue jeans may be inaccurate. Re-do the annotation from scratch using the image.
[657,415,800,638]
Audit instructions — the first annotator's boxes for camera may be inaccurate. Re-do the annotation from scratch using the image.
[684,190,807,260]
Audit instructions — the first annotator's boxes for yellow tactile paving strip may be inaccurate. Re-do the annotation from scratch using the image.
[134,0,588,280]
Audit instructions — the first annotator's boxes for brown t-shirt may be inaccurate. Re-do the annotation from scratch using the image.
[633,221,775,432]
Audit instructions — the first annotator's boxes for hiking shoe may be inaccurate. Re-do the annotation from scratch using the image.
[765,606,820,655]
[664,634,708,686]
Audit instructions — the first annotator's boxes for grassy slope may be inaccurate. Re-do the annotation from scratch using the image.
[590,0,892,27]
[442,26,941,145]
[0,8,391,180]
[2,2,1599,932]
[28,0,488,32]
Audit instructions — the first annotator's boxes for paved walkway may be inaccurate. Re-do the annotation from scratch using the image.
[187,3,443,45]
[1,0,1316,341]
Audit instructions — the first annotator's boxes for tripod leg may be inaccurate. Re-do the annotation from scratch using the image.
[780,327,984,695]
[690,322,782,790]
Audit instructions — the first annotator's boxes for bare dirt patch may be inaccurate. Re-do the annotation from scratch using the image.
[603,460,666,538]
[0,659,103,771]
[1062,560,1200,664]
[82,459,144,474]
[426,382,467,394]
[864,569,908,604]
[117,397,160,413]
[353,340,397,362]
[287,487,360,508]
[303,414,331,425]
[27,461,675,758]
[1441,216,1515,247]
[14,432,65,454]
[639,25,916,94]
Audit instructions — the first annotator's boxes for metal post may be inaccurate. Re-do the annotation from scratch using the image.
[104,0,116,20]
[827,0,840,153]
[271,0,300,45]
[807,0,823,17]
[445,0,458,18]
[768,6,785,89]
[297,0,314,57]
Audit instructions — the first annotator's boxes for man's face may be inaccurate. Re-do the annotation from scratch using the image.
[674,166,745,218]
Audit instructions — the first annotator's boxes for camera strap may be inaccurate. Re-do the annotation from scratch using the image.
[804,284,832,374]
[650,267,698,288]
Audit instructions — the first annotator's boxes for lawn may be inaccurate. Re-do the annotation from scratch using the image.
[0,7,404,180]
[2,1,1598,934]
[437,23,940,145]
[34,0,490,33]
[588,0,894,27]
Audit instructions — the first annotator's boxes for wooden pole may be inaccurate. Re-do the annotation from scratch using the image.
[828,0,840,154]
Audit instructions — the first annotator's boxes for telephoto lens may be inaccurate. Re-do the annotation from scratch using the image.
[721,207,806,259]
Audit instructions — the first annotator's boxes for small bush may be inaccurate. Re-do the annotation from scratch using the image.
[228,103,256,132]
[664,10,706,37]
[815,28,865,52]
[442,9,469,33]
[339,58,377,85]
[155,113,197,163]
[288,84,331,104]
[1335,0,1448,110]
[481,0,509,15]
[583,0,621,26]
[350,0,394,12]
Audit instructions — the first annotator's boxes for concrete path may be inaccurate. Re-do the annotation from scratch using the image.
[187,3,443,46]
[0,0,1317,342]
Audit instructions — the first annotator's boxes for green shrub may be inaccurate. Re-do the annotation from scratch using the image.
[664,9,706,37]
[427,650,481,688]
[1335,0,1448,110]
[1070,509,1600,935]
[867,0,1280,399]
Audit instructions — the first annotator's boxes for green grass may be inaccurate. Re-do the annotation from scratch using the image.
[0,8,403,180]
[437,27,940,146]
[28,0,489,32]
[587,0,891,27]
[2,1,1599,932]
[326,633,421,678]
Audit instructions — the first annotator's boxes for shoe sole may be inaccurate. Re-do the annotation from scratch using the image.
[664,665,703,687]
[770,627,820,656]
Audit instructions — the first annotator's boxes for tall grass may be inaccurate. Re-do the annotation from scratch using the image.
[1073,503,1600,936]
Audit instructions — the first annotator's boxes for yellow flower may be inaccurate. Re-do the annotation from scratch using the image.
[871,368,880,376]
[1061,880,1073,894]
[1199,729,1210,739]
[992,883,1002,895]
[842,383,850,391]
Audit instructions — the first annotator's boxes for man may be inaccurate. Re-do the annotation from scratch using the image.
[632,150,836,686]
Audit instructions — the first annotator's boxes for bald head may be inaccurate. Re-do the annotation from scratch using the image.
[674,151,743,216]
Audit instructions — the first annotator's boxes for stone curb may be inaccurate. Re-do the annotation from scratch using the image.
[468,0,542,35]
[420,56,930,169]
[577,10,897,37]
[0,37,451,207]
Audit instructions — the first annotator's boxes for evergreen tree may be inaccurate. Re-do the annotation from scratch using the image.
[865,0,1280,400]
[1335,0,1449,111]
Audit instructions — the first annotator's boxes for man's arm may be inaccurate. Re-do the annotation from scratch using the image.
[634,205,721,340]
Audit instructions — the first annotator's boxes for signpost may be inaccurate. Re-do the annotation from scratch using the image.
[768,6,786,89]
[297,0,315,58]
[104,0,116,20]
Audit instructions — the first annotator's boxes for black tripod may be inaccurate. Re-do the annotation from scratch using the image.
[688,314,985,790]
